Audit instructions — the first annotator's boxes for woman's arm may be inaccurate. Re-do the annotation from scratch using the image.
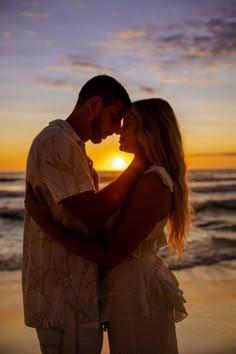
[26,173,172,266]
[61,156,148,229]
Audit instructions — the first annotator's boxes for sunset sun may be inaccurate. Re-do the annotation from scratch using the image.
[111,157,127,170]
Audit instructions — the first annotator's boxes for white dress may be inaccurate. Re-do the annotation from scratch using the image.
[99,166,187,353]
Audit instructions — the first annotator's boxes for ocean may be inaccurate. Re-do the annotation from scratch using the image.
[0,169,236,271]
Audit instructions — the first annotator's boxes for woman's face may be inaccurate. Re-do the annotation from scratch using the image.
[119,109,140,153]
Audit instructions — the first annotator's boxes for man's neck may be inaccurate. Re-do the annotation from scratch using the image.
[66,111,89,143]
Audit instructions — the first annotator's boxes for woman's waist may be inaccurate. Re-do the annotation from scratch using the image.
[128,232,167,258]
[101,253,167,275]
[99,254,168,297]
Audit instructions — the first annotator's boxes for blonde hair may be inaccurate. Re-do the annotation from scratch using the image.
[131,98,192,255]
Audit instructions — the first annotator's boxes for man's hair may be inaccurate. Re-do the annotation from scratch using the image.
[76,75,131,108]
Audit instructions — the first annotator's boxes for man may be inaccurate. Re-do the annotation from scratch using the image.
[23,75,147,354]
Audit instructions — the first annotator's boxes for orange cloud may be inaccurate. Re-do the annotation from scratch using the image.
[117,31,145,39]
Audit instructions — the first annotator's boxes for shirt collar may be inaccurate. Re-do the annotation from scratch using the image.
[49,119,84,146]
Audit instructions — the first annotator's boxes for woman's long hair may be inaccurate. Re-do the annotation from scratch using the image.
[131,98,192,255]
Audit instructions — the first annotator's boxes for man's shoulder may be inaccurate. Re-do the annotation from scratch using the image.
[32,119,71,146]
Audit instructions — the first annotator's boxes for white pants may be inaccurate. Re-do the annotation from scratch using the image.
[106,307,178,354]
[36,324,103,354]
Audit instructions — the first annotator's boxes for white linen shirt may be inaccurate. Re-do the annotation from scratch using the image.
[22,119,100,329]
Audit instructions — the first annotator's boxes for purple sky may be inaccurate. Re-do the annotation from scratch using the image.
[1,0,236,169]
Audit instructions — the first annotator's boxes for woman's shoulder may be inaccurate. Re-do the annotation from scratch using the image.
[131,169,172,214]
[144,165,173,192]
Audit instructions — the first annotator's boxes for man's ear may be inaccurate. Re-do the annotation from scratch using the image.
[87,96,102,115]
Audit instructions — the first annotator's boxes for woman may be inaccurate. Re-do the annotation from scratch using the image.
[26,98,192,354]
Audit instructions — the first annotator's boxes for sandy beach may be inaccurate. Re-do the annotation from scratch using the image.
[0,261,235,354]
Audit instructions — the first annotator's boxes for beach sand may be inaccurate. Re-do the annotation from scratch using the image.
[0,261,235,354]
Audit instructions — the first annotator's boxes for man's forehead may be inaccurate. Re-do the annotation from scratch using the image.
[109,101,126,118]
[112,100,126,111]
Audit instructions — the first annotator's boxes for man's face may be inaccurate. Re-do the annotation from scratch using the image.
[90,100,125,144]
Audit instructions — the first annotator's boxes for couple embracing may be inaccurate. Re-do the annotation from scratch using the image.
[23,75,191,354]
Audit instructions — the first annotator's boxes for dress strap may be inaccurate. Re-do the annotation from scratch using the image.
[144,166,173,192]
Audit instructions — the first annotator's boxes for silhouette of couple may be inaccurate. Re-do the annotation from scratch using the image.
[23,75,191,354]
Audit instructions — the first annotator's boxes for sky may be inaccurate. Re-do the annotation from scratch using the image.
[1,0,236,171]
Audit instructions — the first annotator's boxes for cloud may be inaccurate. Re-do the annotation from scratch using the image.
[20,11,49,19]
[49,54,115,74]
[101,30,147,54]
[117,31,145,39]
[70,62,114,73]
[35,78,72,89]
[100,2,236,74]
[139,86,157,95]
[181,18,236,63]
[158,75,193,84]
[102,38,140,51]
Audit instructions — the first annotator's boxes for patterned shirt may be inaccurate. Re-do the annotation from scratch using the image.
[22,119,100,329]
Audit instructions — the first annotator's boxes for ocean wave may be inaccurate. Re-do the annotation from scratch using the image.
[168,254,236,270]
[0,177,25,183]
[190,170,236,183]
[190,176,236,183]
[196,220,236,232]
[0,255,22,271]
[0,208,24,220]
[194,199,236,212]
[162,248,236,270]
[196,220,224,228]
[0,190,25,198]
[212,236,236,245]
[192,184,236,193]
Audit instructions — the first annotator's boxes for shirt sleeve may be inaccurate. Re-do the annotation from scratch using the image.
[36,133,95,203]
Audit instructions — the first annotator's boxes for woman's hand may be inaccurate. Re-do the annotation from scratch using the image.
[25,182,51,229]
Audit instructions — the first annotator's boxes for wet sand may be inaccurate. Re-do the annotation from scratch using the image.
[0,260,235,354]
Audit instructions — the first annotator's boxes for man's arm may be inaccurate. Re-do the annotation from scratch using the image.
[37,131,147,229]
[28,173,172,265]
[62,157,148,228]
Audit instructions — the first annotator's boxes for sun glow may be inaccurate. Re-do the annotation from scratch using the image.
[111,157,127,170]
